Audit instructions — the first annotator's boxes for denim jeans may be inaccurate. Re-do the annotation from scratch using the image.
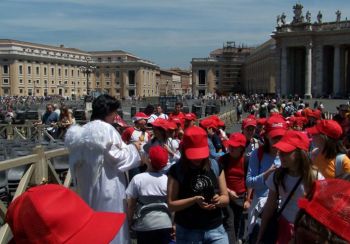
[176,224,229,244]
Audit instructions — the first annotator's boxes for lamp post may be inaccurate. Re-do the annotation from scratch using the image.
[80,57,96,96]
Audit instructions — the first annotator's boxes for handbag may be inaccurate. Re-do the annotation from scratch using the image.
[260,175,302,244]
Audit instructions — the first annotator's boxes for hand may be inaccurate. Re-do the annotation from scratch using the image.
[195,196,216,210]
[228,189,239,200]
[243,200,251,210]
[264,164,277,179]
[211,194,223,208]
[133,141,142,151]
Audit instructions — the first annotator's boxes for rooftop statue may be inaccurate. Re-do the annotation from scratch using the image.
[317,11,323,24]
[277,15,281,27]
[306,11,311,23]
[292,3,304,24]
[336,10,341,22]
[281,12,286,25]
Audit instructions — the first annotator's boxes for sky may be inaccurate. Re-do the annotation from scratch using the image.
[1,0,349,69]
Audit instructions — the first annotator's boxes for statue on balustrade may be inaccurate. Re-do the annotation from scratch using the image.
[292,3,304,24]
[281,12,286,25]
[306,11,311,23]
[317,11,323,24]
[336,10,341,22]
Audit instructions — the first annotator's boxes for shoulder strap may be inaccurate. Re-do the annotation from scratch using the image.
[335,154,346,177]
[277,177,302,216]
[210,159,220,178]
[257,147,264,174]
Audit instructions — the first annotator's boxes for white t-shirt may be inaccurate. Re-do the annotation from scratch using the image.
[126,172,171,231]
[266,171,324,223]
[126,172,168,197]
[148,113,169,123]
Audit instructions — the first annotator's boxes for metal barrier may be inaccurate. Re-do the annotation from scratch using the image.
[0,146,71,243]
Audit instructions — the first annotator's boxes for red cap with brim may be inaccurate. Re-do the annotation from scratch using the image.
[274,141,297,153]
[268,128,287,138]
[66,212,125,244]
[6,184,126,244]
[185,147,210,160]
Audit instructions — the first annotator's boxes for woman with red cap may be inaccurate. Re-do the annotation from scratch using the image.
[246,115,286,241]
[219,133,251,244]
[167,126,229,243]
[257,130,322,244]
[307,120,350,178]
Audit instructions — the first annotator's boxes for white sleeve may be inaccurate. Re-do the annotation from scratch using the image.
[106,126,141,172]
[147,114,157,123]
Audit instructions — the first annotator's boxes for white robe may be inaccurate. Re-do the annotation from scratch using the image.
[65,120,141,244]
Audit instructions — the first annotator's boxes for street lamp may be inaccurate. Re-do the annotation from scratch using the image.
[80,57,96,96]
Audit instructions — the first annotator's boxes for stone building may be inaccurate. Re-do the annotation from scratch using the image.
[0,39,90,97]
[91,51,159,99]
[158,69,182,96]
[273,4,350,98]
[0,39,159,98]
[169,68,192,96]
[242,39,277,94]
[192,42,252,97]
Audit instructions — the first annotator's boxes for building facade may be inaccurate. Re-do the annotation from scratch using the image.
[192,42,252,97]
[242,39,277,94]
[91,51,159,99]
[0,39,90,97]
[273,4,350,98]
[0,39,159,98]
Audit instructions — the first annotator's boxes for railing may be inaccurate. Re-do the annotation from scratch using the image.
[0,146,71,243]
[0,123,55,142]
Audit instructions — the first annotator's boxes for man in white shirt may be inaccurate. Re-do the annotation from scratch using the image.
[148,104,168,123]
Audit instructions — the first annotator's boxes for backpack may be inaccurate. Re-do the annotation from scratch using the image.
[335,154,346,177]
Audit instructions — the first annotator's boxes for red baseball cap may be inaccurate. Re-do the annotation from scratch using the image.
[151,118,169,130]
[199,118,217,130]
[170,117,182,126]
[184,113,197,121]
[209,115,225,127]
[149,146,168,170]
[306,120,343,139]
[265,115,287,138]
[6,184,125,244]
[257,118,267,126]
[227,133,247,148]
[274,130,309,152]
[167,121,178,130]
[132,112,149,122]
[182,126,209,160]
[242,117,257,129]
[113,114,128,127]
[298,179,350,242]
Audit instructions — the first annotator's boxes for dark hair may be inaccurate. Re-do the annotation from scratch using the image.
[294,211,347,244]
[179,154,211,173]
[144,104,155,116]
[175,102,183,107]
[90,94,120,121]
[320,134,347,159]
[262,134,271,153]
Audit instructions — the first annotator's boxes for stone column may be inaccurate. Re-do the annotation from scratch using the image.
[280,47,288,96]
[314,45,323,97]
[333,45,341,96]
[305,42,312,98]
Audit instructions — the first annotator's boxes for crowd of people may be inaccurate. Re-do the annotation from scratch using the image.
[4,93,350,244]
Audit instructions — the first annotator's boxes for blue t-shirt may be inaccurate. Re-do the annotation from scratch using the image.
[246,149,280,199]
[42,111,58,125]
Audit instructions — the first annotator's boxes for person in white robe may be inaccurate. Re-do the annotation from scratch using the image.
[65,94,142,244]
